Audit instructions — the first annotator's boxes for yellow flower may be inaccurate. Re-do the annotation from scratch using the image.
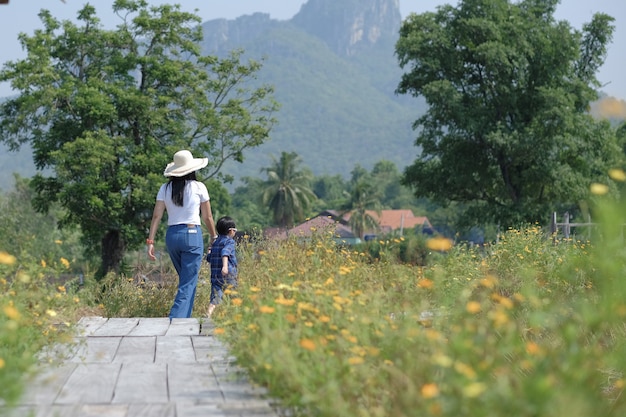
[3,305,20,320]
[480,275,498,288]
[57,286,66,293]
[463,382,487,398]
[285,314,297,323]
[498,297,514,309]
[259,305,275,314]
[299,338,316,351]
[274,297,296,306]
[339,266,352,275]
[60,257,70,269]
[426,237,453,252]
[214,327,225,335]
[590,183,609,195]
[319,315,331,323]
[250,286,261,292]
[421,383,440,399]
[46,310,57,317]
[41,259,47,268]
[348,356,364,365]
[466,301,482,314]
[54,240,63,244]
[609,168,626,182]
[231,298,243,306]
[455,361,477,379]
[0,251,16,265]
[433,354,453,367]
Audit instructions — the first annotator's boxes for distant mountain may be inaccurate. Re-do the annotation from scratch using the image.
[203,0,425,183]
[0,0,426,191]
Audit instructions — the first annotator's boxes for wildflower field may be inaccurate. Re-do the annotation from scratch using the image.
[3,201,626,416]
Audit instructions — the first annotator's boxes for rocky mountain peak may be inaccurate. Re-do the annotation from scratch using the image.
[292,0,401,56]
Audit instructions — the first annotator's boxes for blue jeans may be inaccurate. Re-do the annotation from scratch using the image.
[165,224,204,318]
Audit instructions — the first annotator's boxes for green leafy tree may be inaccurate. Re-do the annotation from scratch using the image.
[231,176,272,231]
[396,0,622,227]
[0,1,277,277]
[370,160,419,209]
[260,151,317,228]
[311,174,348,211]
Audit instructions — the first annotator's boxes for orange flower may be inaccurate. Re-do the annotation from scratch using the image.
[275,297,296,306]
[299,338,316,351]
[418,278,434,289]
[259,305,275,314]
[214,327,225,335]
[421,383,439,398]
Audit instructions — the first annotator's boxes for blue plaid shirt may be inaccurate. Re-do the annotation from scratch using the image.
[207,235,238,281]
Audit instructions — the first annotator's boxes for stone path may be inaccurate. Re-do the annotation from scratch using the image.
[2,317,283,417]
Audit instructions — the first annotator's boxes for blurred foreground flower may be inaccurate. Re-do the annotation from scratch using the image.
[590,183,609,195]
[426,237,453,252]
[3,305,20,320]
[421,383,439,398]
[609,168,626,182]
[299,338,316,351]
[0,251,16,265]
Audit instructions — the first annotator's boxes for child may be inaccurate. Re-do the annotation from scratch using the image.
[206,216,238,317]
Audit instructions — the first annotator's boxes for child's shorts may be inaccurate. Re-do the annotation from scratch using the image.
[210,276,238,305]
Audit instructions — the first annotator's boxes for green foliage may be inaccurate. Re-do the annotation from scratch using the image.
[0,0,277,277]
[0,176,89,272]
[396,0,623,228]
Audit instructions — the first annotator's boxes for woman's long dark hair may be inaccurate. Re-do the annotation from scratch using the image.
[167,172,197,207]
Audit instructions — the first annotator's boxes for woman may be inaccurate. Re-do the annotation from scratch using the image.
[147,150,218,319]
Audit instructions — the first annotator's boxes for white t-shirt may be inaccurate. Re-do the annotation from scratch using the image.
[156,180,210,226]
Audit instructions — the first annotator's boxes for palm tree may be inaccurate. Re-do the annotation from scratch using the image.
[260,151,317,228]
[342,180,382,239]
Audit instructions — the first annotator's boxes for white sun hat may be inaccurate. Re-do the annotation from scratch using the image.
[163,150,209,177]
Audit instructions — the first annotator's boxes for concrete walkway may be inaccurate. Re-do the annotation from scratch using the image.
[2,317,283,417]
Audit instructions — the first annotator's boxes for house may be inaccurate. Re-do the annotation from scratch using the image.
[285,211,361,245]
[273,209,433,245]
[364,209,434,236]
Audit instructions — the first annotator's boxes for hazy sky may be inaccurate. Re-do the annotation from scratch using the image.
[1,0,625,99]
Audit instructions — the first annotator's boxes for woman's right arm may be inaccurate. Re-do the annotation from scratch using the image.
[147,200,165,261]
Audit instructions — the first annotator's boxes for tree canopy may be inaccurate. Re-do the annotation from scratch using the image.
[260,151,317,228]
[396,0,623,227]
[0,0,277,276]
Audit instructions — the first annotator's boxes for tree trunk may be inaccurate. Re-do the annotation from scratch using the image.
[98,229,125,280]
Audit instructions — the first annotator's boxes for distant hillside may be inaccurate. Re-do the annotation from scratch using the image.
[201,0,426,183]
[0,0,426,191]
